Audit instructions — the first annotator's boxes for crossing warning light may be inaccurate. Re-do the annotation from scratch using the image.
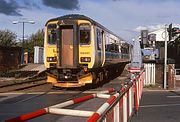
[167,23,180,41]
[167,23,172,41]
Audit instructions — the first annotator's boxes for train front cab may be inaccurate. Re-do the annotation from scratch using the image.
[46,19,95,87]
[44,21,58,69]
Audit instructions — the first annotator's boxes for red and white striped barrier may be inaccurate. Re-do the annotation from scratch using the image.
[5,70,145,122]
[87,70,145,122]
[88,84,134,122]
[134,71,144,112]
[5,109,47,122]
[87,93,120,122]
[128,67,141,73]
[5,88,115,122]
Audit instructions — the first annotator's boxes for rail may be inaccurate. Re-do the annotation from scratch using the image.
[0,77,47,93]
[4,70,145,122]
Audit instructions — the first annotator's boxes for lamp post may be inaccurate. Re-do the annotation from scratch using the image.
[13,20,35,64]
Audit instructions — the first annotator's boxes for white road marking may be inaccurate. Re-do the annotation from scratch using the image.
[0,94,23,102]
[0,89,112,102]
[167,96,180,98]
[0,90,110,95]
[143,89,180,92]
[140,103,180,108]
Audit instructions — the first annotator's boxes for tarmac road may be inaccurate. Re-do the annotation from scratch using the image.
[131,89,180,122]
[0,76,127,122]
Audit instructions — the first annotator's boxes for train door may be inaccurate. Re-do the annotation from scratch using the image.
[97,28,102,65]
[101,31,105,66]
[59,25,74,67]
[96,28,105,66]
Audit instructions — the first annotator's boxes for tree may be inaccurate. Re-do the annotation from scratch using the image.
[29,29,44,47]
[23,29,44,52]
[0,29,17,46]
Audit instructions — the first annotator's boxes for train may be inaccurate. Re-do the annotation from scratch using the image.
[44,14,133,87]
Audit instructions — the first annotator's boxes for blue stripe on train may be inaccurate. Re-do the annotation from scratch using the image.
[97,51,129,59]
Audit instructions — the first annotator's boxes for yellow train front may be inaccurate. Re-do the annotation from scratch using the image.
[44,14,132,87]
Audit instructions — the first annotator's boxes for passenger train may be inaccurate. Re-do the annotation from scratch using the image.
[44,14,132,87]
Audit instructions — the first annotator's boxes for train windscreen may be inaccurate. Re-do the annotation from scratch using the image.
[79,24,91,45]
[47,24,57,44]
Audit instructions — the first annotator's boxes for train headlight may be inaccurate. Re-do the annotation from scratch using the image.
[47,57,57,62]
[80,57,91,62]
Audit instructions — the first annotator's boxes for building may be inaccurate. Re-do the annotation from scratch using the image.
[0,46,22,71]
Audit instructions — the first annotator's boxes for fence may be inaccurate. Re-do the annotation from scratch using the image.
[5,70,145,122]
[144,63,155,86]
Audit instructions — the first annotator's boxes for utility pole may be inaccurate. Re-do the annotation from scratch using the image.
[164,24,168,89]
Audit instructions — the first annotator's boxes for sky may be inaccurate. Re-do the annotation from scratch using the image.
[0,0,180,42]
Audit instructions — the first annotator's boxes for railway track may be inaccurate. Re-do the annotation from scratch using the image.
[0,77,48,93]
[0,68,129,105]
[0,84,88,108]
[0,76,89,105]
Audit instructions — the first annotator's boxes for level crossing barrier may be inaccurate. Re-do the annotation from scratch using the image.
[5,70,145,122]
[88,70,144,122]
[5,88,115,122]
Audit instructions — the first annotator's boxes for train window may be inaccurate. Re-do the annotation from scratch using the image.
[106,43,119,53]
[110,44,115,52]
[79,25,91,45]
[105,35,110,51]
[106,44,110,51]
[114,44,119,53]
[47,24,57,44]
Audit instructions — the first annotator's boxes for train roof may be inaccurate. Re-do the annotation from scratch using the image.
[46,14,92,25]
[45,14,111,32]
[46,14,131,45]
